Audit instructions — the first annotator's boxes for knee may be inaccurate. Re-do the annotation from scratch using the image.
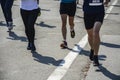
[93,30,99,37]
[69,22,74,27]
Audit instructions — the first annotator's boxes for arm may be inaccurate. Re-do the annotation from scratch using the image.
[76,0,79,4]
[104,0,110,6]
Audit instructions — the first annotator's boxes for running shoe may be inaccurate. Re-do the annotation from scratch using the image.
[89,49,94,61]
[60,41,67,49]
[7,22,13,31]
[93,55,100,66]
[70,29,75,38]
[27,43,36,52]
[27,43,31,50]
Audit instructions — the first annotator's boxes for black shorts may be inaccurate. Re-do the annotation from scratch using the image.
[84,12,105,30]
[60,2,76,17]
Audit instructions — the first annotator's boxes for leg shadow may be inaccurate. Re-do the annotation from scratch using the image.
[7,31,27,42]
[31,51,64,66]
[0,21,7,27]
[36,21,56,28]
[96,65,120,80]
[101,42,120,48]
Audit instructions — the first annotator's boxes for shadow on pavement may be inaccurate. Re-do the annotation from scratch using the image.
[96,65,120,80]
[101,42,120,48]
[106,12,119,15]
[0,21,6,27]
[41,8,50,12]
[7,31,27,42]
[31,51,64,66]
[111,4,120,7]
[66,44,106,61]
[36,21,56,28]
[76,15,83,19]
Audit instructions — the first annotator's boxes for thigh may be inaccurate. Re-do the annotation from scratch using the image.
[84,13,95,30]
[5,0,14,8]
[20,9,29,27]
[59,3,68,15]
[69,16,74,24]
[0,0,6,9]
[93,12,105,32]
[61,14,67,25]
[28,9,38,27]
[68,3,76,17]
[95,12,105,24]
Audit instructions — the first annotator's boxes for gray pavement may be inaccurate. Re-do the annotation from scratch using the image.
[85,0,120,80]
[0,0,120,80]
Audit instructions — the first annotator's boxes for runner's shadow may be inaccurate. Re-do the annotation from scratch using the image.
[0,21,6,27]
[96,65,120,80]
[76,15,83,19]
[74,44,106,60]
[80,49,106,61]
[36,21,56,28]
[106,12,119,15]
[77,6,82,9]
[7,31,27,42]
[66,44,83,53]
[101,42,120,48]
[66,44,106,61]
[31,51,64,66]
[111,4,120,7]
[41,9,50,12]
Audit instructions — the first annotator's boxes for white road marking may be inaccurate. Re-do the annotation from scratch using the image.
[47,0,118,80]
[104,0,118,19]
[47,35,88,80]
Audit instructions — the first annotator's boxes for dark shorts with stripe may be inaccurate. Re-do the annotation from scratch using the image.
[59,2,76,17]
[84,12,105,30]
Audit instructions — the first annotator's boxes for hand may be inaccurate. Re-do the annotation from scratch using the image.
[77,1,79,4]
[76,0,79,4]
[104,1,109,7]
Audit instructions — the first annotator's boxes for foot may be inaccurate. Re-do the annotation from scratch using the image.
[7,22,13,31]
[89,49,94,61]
[27,43,31,50]
[27,43,36,51]
[31,43,36,52]
[60,41,67,49]
[93,55,100,66]
[70,29,75,38]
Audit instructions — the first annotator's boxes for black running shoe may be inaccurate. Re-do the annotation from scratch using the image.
[31,43,36,52]
[27,42,31,50]
[7,22,13,31]
[60,41,67,49]
[70,30,75,38]
[89,49,94,61]
[27,43,36,52]
[93,55,100,66]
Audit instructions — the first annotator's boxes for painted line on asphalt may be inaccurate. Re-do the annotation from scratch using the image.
[104,0,118,19]
[47,0,118,80]
[47,34,88,80]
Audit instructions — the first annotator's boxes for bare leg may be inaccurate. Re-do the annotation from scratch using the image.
[69,16,74,30]
[69,16,75,38]
[61,14,67,41]
[87,28,94,50]
[93,22,102,55]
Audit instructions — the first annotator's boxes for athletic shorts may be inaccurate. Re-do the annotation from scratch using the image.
[60,2,76,17]
[84,12,105,30]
